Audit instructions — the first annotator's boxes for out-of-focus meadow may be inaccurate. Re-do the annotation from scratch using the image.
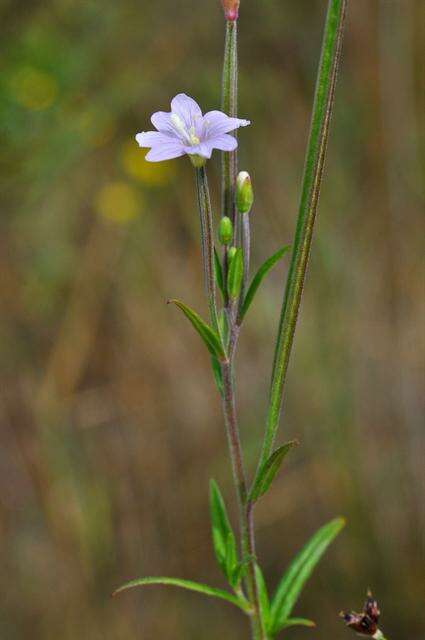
[1,0,424,638]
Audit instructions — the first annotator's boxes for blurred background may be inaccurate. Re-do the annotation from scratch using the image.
[1,0,424,638]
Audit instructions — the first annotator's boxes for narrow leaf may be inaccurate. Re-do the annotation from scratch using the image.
[257,0,348,476]
[168,299,225,360]
[278,618,316,630]
[249,440,298,503]
[112,576,248,612]
[218,309,230,348]
[270,517,345,633]
[209,479,238,583]
[225,531,238,586]
[211,356,224,396]
[240,245,290,321]
[254,564,271,632]
[227,247,244,299]
[214,247,225,299]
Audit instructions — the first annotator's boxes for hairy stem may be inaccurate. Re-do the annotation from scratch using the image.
[255,0,348,477]
[220,356,265,640]
[195,166,220,333]
[221,19,238,226]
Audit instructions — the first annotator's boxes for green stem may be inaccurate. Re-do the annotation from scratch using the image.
[220,14,267,640]
[221,19,238,227]
[195,166,220,333]
[254,0,348,477]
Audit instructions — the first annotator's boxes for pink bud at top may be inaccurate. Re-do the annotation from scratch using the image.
[221,0,240,21]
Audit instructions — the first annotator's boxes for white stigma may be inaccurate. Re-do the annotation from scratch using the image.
[170,113,199,146]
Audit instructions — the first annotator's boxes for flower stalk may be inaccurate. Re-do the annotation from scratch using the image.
[195,167,220,333]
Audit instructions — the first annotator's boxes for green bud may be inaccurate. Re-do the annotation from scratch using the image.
[219,216,233,245]
[236,171,254,214]
[227,246,237,262]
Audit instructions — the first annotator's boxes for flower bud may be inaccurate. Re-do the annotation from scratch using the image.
[236,171,254,214]
[219,216,233,245]
[227,246,237,262]
[221,0,239,21]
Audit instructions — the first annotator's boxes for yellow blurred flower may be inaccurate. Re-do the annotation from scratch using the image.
[121,140,175,185]
[10,67,57,111]
[95,182,142,223]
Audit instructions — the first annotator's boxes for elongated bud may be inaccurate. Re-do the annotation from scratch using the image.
[227,246,237,262]
[221,0,239,21]
[219,216,233,245]
[236,171,254,214]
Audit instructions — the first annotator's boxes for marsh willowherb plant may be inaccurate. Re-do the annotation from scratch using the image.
[114,1,354,638]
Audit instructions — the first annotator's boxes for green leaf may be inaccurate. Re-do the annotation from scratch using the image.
[218,309,230,348]
[227,247,244,299]
[225,531,238,587]
[278,617,315,630]
[209,479,238,584]
[239,246,290,321]
[214,248,225,299]
[168,299,225,360]
[249,440,298,503]
[270,517,345,634]
[254,564,271,632]
[210,356,224,396]
[112,576,249,612]
[259,0,348,481]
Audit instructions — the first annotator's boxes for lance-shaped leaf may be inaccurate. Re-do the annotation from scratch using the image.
[277,617,315,630]
[254,564,271,632]
[249,440,298,503]
[209,479,238,585]
[270,517,345,634]
[211,356,224,396]
[214,247,225,299]
[239,246,290,321]
[227,247,244,300]
[168,299,225,360]
[112,576,249,612]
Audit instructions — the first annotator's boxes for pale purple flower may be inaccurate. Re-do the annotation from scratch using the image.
[135,93,250,163]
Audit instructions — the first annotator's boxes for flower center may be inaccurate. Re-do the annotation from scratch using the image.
[170,114,200,146]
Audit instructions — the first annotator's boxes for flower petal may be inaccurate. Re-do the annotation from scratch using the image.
[184,143,213,159]
[150,111,176,135]
[208,134,238,152]
[135,131,174,147]
[203,110,250,138]
[171,93,202,128]
[144,141,186,162]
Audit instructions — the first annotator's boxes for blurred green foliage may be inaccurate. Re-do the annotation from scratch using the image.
[0,0,423,638]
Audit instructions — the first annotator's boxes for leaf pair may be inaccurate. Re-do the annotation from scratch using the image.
[209,479,246,591]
